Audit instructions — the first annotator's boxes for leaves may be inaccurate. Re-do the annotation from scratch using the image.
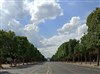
[51,8,100,66]
[0,30,46,65]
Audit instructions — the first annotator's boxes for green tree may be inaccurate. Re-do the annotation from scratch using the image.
[86,8,100,66]
[0,30,46,68]
[68,39,79,62]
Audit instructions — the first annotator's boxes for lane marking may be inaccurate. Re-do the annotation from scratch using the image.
[34,73,38,74]
[46,70,49,74]
[46,64,50,74]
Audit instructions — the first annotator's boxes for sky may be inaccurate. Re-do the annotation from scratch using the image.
[0,0,100,58]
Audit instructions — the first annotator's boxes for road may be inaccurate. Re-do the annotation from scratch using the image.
[0,62,100,74]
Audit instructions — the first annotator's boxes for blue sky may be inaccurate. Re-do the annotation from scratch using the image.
[38,0,99,38]
[0,0,100,57]
[14,0,99,38]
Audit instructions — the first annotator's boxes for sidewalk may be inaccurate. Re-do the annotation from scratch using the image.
[66,62,100,69]
[1,63,32,69]
[1,62,40,69]
[1,64,11,69]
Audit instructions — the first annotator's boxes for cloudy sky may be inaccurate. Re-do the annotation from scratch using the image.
[0,0,99,58]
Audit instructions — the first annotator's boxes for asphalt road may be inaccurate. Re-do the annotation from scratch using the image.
[0,62,100,74]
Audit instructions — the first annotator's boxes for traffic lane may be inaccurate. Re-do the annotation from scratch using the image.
[0,62,100,74]
[61,62,100,74]
[50,62,100,74]
[50,62,80,74]
[32,62,49,74]
[0,62,47,74]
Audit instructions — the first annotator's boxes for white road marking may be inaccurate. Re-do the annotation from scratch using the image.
[46,65,50,74]
[46,70,49,74]
[34,73,38,74]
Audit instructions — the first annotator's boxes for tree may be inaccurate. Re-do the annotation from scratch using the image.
[81,34,89,64]
[0,30,46,68]
[0,30,5,68]
[86,8,100,66]
[68,39,79,62]
[51,39,79,61]
[51,8,100,66]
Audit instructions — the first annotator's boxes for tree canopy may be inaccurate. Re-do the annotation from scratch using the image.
[0,30,46,68]
[51,8,100,66]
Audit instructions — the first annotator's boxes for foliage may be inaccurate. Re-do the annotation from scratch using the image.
[0,30,46,67]
[51,8,100,66]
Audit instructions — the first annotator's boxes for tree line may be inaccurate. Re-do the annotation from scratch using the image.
[0,30,46,68]
[51,8,100,66]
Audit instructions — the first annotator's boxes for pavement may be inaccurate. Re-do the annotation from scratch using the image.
[66,62,100,69]
[0,62,100,74]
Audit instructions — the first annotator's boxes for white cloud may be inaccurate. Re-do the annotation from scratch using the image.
[38,45,58,58]
[40,16,88,58]
[58,16,81,34]
[22,23,44,47]
[0,0,26,30]
[0,0,63,57]
[77,24,88,36]
[25,0,63,23]
[7,19,23,35]
[39,33,80,58]
[0,0,88,58]
[22,0,63,48]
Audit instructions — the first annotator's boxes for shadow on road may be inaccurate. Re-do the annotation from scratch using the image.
[15,62,45,69]
[2,62,46,69]
[0,71,12,74]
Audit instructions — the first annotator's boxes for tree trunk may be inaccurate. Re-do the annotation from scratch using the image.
[10,61,13,67]
[85,52,87,64]
[67,57,68,62]
[23,58,24,65]
[97,48,100,66]
[14,59,17,67]
[81,54,82,64]
[89,53,91,65]
[0,49,3,69]
[78,56,80,62]
[73,56,75,62]
[0,60,3,69]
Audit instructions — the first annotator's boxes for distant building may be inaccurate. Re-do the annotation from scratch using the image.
[47,57,50,62]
